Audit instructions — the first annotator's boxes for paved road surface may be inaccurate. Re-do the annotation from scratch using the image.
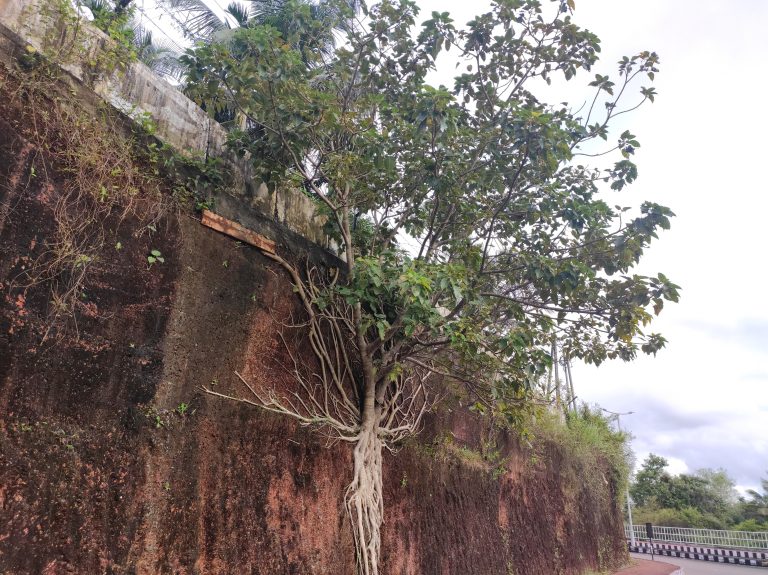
[631,553,766,574]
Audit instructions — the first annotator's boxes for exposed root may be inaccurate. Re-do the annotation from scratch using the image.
[345,425,384,575]
[205,257,435,575]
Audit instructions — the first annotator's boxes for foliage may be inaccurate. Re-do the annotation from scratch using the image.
[733,519,768,532]
[185,1,678,573]
[630,455,768,530]
[75,0,184,79]
[631,504,728,530]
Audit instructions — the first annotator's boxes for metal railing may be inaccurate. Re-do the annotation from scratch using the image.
[625,524,768,550]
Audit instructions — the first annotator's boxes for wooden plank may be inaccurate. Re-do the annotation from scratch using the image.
[201,210,276,254]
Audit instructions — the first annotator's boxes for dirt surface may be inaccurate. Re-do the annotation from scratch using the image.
[0,61,629,575]
[614,558,680,575]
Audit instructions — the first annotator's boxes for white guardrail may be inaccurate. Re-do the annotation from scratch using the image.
[625,524,768,550]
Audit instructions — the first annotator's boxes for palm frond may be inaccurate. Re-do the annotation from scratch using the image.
[158,0,228,41]
[226,2,250,27]
[131,23,185,81]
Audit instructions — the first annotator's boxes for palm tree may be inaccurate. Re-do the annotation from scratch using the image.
[158,0,353,58]
[77,0,184,79]
[132,26,186,81]
[746,476,768,519]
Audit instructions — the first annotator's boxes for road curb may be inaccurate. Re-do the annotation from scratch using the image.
[630,541,768,568]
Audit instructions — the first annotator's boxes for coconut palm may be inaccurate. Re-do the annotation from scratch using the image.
[77,0,184,79]
[159,0,354,58]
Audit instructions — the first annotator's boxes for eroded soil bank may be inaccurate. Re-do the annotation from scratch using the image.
[0,62,627,575]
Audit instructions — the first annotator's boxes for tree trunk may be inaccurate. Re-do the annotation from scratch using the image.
[345,384,384,575]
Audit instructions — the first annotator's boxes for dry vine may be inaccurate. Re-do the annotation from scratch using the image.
[3,63,171,339]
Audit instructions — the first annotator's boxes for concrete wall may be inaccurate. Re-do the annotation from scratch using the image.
[0,0,330,247]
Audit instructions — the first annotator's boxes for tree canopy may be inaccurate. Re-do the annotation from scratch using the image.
[629,454,768,531]
[185,1,679,572]
[185,0,679,395]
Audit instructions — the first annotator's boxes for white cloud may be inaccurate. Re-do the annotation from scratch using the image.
[417,0,768,489]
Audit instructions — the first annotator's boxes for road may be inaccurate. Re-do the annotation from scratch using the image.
[631,553,766,575]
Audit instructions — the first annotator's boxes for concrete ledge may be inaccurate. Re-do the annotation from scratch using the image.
[0,0,331,248]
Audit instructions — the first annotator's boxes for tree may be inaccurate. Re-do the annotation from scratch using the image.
[184,1,679,573]
[631,453,672,508]
[161,0,351,52]
[666,474,722,515]
[744,476,768,520]
[630,460,745,528]
[695,467,738,507]
[76,0,184,79]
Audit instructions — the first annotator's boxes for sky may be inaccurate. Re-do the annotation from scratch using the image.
[403,0,768,493]
[541,0,768,494]
[135,0,768,493]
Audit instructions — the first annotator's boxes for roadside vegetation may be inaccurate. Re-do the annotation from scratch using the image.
[630,454,768,531]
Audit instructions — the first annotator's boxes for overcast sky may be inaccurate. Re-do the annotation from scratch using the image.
[402,0,768,492]
[550,0,768,494]
[139,0,768,492]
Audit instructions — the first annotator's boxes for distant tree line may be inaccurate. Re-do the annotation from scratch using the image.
[630,454,768,531]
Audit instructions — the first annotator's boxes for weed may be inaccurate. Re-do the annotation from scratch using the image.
[531,404,631,506]
[147,249,165,265]
[144,407,167,429]
[195,197,214,212]
[176,402,189,416]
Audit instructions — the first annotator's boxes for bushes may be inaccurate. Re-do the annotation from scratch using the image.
[533,404,631,502]
[632,504,728,530]
[733,519,768,532]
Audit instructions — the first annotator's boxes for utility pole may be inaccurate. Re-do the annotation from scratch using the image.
[600,408,636,547]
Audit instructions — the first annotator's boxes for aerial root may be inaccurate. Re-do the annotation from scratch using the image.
[345,426,384,575]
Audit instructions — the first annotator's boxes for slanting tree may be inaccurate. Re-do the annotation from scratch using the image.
[745,476,768,519]
[184,1,680,573]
